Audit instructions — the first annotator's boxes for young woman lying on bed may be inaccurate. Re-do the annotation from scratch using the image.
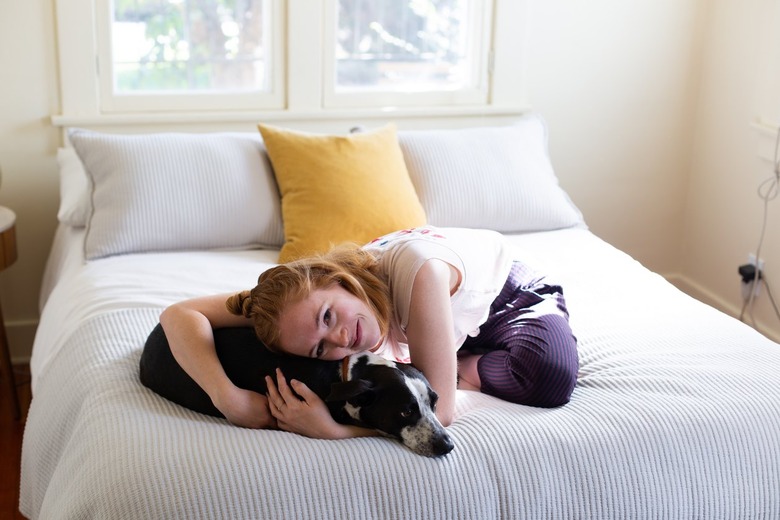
[158,225,579,438]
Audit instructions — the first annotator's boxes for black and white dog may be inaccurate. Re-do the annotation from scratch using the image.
[140,325,454,457]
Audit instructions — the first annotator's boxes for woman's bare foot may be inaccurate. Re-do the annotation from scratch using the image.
[457,354,482,391]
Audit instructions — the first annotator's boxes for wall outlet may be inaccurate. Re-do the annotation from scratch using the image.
[742,279,761,299]
[748,254,765,271]
[742,253,764,299]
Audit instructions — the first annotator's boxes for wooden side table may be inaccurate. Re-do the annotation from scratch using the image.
[0,206,20,420]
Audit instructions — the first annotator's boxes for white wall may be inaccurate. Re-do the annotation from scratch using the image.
[679,0,780,341]
[5,0,776,361]
[0,2,61,361]
[524,0,704,273]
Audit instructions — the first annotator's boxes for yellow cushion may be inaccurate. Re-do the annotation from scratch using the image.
[258,123,427,262]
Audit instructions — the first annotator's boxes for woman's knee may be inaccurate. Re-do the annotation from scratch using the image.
[527,343,578,407]
[505,316,578,407]
[533,316,578,404]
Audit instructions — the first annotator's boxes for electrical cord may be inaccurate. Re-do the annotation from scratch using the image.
[741,273,780,328]
[762,276,780,321]
[740,123,780,326]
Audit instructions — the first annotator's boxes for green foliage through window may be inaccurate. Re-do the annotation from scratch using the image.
[335,0,472,90]
[112,0,268,93]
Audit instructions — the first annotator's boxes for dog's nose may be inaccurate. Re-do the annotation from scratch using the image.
[432,434,455,456]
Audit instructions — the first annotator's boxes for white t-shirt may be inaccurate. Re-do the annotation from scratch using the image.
[363,226,513,363]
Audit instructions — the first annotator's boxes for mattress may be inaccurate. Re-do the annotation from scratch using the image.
[20,226,780,519]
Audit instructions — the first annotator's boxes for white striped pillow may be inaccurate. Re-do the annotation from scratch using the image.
[56,147,91,227]
[398,114,585,232]
[69,130,284,260]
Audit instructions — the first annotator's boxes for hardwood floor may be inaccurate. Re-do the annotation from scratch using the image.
[1,364,31,520]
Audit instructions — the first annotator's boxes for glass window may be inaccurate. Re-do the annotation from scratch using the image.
[98,0,282,111]
[327,0,490,106]
[110,0,271,93]
[56,0,521,118]
[323,0,493,107]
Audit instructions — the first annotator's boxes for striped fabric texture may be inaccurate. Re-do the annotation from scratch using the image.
[65,115,584,261]
[20,228,780,519]
[398,114,585,232]
[69,130,285,259]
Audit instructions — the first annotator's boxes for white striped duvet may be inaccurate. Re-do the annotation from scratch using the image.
[20,227,780,519]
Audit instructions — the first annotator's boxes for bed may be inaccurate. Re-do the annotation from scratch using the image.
[20,115,780,519]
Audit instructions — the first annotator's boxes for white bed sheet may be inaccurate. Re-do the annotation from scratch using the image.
[31,225,281,389]
[21,227,780,519]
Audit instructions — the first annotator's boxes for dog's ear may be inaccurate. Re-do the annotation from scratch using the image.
[326,379,375,405]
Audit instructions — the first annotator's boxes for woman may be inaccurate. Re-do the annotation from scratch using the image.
[160,226,578,438]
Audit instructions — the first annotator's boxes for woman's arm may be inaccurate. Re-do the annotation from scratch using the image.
[404,259,459,426]
[265,369,379,439]
[160,294,274,429]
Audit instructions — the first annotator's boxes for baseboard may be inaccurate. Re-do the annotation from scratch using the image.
[664,272,780,344]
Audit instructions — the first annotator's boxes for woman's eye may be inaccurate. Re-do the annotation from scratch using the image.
[316,343,324,358]
[323,309,331,325]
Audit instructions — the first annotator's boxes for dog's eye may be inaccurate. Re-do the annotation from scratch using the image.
[400,408,413,418]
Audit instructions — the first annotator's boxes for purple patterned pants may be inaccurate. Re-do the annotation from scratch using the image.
[460,261,579,407]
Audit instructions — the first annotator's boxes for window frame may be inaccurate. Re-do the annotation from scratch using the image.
[95,0,285,113]
[53,0,528,124]
[321,0,493,109]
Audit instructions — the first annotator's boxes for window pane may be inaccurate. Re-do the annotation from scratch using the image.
[335,0,477,92]
[111,0,270,93]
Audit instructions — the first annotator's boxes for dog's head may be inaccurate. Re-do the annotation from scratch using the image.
[326,352,454,457]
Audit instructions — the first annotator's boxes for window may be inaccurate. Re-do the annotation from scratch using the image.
[324,0,491,107]
[53,0,526,122]
[95,0,284,112]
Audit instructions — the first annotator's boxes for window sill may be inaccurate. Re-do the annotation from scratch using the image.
[51,105,529,128]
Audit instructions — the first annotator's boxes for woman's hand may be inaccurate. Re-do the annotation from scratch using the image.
[265,369,347,439]
[213,385,277,430]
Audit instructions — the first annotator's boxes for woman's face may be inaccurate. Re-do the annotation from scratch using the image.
[277,284,383,361]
